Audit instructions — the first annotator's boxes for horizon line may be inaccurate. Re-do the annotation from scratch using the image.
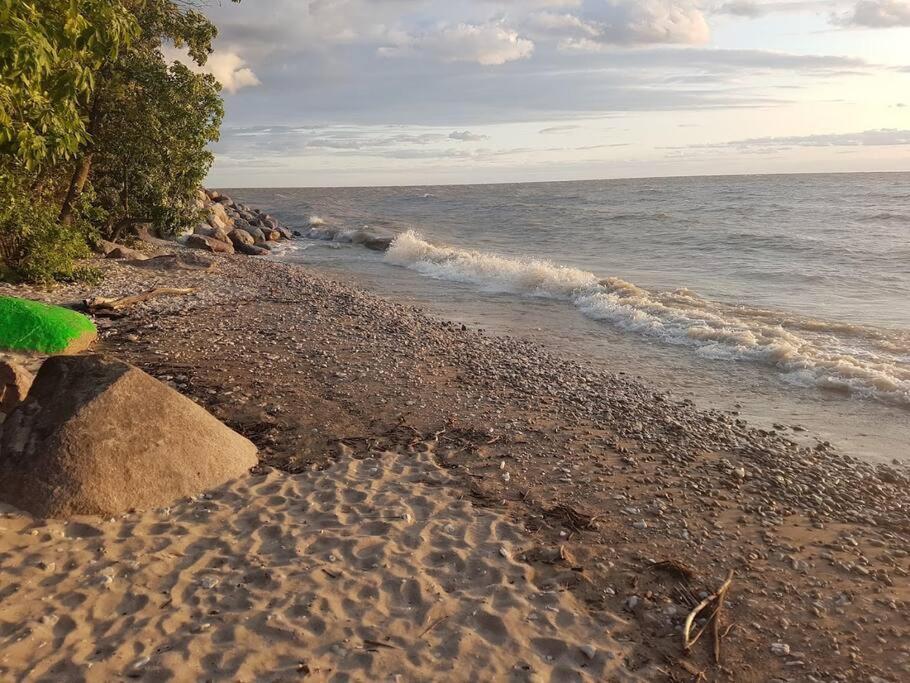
[210,168,910,191]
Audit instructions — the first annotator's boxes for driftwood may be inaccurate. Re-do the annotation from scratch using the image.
[682,570,735,661]
[85,287,195,312]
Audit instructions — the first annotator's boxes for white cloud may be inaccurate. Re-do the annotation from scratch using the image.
[449,130,489,141]
[531,0,711,49]
[163,46,260,93]
[835,0,910,27]
[380,23,534,65]
[205,52,261,93]
[682,128,910,148]
[527,11,601,37]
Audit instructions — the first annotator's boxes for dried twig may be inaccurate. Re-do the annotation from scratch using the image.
[418,615,450,639]
[682,570,734,656]
[363,639,399,650]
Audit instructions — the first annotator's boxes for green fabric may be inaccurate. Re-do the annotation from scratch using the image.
[0,296,96,354]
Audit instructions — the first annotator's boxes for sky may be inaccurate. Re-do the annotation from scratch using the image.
[194,0,910,187]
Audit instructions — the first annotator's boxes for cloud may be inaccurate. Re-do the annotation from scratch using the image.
[712,1,833,18]
[557,0,712,47]
[216,125,494,156]
[205,52,261,93]
[379,23,534,65]
[163,46,260,93]
[449,130,489,141]
[527,12,602,38]
[539,124,582,133]
[681,128,910,149]
[834,0,910,27]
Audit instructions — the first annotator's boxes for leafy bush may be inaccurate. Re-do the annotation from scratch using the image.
[0,169,93,283]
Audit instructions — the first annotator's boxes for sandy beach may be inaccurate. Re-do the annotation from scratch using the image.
[0,248,907,682]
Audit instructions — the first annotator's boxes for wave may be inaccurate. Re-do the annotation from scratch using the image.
[303,217,394,251]
[385,230,910,408]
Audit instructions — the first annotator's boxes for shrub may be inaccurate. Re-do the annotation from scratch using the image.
[0,169,93,283]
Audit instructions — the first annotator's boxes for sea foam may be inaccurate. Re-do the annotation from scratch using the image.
[385,230,910,407]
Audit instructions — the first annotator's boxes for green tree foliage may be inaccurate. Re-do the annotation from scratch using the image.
[0,166,93,283]
[0,0,137,170]
[88,1,224,238]
[0,0,232,282]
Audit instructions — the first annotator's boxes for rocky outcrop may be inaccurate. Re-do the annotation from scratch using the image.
[0,360,33,415]
[182,189,296,257]
[0,355,258,517]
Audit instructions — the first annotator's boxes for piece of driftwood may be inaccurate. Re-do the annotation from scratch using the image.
[682,570,734,657]
[85,287,195,312]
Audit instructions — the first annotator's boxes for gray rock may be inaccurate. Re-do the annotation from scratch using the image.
[228,228,254,247]
[363,235,393,251]
[240,225,265,243]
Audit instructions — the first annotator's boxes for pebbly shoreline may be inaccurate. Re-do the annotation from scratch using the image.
[1,242,908,681]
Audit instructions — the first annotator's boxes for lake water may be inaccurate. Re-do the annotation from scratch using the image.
[222,173,910,463]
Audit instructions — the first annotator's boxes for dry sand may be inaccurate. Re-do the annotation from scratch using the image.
[0,445,644,682]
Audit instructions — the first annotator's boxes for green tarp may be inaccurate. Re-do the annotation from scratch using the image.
[0,296,96,354]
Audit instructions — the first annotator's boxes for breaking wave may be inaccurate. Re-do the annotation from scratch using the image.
[385,230,910,407]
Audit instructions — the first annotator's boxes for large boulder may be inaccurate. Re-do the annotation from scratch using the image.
[0,355,257,517]
[275,225,293,240]
[0,360,33,415]
[228,228,254,247]
[210,226,231,244]
[363,235,394,251]
[209,202,231,231]
[240,225,266,243]
[0,297,97,355]
[186,234,234,254]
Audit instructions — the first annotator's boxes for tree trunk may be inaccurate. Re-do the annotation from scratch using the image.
[59,154,94,226]
[59,90,102,226]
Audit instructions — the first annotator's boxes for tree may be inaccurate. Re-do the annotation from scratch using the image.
[0,0,234,282]
[0,0,137,171]
[60,0,224,234]
[91,55,223,238]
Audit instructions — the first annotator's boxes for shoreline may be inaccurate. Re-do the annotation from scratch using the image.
[1,247,908,681]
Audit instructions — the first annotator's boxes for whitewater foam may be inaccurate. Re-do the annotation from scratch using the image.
[385,230,910,408]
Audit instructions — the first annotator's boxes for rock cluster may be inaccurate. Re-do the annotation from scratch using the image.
[186,189,294,255]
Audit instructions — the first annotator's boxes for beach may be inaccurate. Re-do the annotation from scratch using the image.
[0,249,907,682]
